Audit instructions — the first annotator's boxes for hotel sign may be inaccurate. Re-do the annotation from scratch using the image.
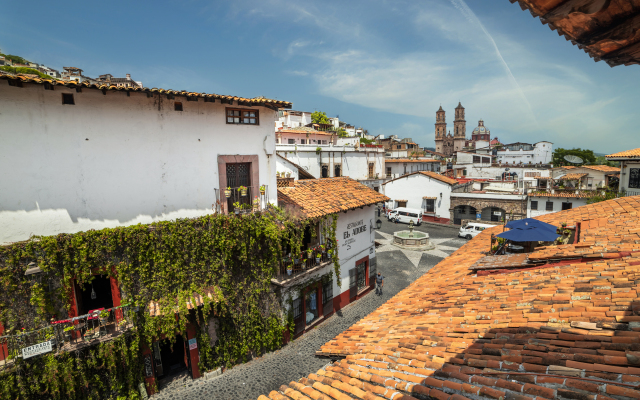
[22,340,52,359]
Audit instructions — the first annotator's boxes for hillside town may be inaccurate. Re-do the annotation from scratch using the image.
[1,1,640,400]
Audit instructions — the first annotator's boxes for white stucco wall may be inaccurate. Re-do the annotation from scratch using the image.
[385,161,440,179]
[276,156,299,180]
[276,147,385,182]
[527,197,588,218]
[496,141,552,165]
[620,161,640,194]
[0,83,279,244]
[382,174,452,218]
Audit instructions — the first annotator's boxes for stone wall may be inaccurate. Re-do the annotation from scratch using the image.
[449,196,526,225]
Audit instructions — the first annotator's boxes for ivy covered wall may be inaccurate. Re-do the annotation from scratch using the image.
[0,207,338,399]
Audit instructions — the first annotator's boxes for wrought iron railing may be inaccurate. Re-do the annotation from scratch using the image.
[213,185,270,215]
[276,247,332,281]
[0,305,136,371]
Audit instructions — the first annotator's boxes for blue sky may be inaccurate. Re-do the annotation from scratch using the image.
[1,0,638,153]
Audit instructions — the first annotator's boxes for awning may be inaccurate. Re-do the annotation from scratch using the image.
[505,218,556,232]
[496,226,559,242]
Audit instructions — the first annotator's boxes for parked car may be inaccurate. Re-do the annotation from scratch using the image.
[388,207,422,225]
[458,222,494,239]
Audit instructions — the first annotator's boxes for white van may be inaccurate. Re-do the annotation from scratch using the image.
[458,222,494,239]
[388,207,422,225]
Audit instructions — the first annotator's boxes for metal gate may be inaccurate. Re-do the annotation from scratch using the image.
[226,163,251,211]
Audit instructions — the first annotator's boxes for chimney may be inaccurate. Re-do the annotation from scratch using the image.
[126,74,131,80]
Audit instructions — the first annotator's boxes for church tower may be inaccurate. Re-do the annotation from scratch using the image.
[434,105,446,154]
[453,102,466,152]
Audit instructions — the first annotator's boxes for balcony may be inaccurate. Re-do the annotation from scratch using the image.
[272,247,332,286]
[213,185,271,215]
[0,305,136,371]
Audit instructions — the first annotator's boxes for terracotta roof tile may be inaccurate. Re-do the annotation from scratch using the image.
[277,177,389,218]
[529,191,601,199]
[558,173,588,180]
[581,165,620,173]
[607,148,640,159]
[0,72,292,109]
[383,171,457,186]
[257,195,640,400]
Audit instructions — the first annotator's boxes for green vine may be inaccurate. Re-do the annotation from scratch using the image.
[0,207,340,398]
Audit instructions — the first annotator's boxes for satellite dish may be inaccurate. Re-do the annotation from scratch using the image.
[564,155,583,164]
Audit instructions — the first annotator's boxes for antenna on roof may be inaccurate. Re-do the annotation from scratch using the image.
[563,155,583,164]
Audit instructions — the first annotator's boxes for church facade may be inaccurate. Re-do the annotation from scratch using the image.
[434,103,499,157]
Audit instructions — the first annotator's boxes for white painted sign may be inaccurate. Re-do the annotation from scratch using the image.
[493,211,502,216]
[22,340,52,359]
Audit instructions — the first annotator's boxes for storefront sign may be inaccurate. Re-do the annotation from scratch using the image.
[343,219,366,239]
[476,213,481,219]
[22,340,52,359]
[493,211,502,216]
[188,338,197,350]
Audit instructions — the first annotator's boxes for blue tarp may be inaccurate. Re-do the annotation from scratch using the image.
[496,225,560,242]
[505,218,557,233]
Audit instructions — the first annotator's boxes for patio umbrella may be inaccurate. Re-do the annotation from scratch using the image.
[505,218,557,232]
[496,226,560,242]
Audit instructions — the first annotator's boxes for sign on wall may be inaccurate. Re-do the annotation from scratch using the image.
[144,354,154,378]
[342,219,367,252]
[22,340,52,359]
[476,213,481,219]
[188,338,198,350]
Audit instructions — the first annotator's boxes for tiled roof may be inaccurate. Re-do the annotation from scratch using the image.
[0,72,292,109]
[258,195,640,400]
[383,171,458,186]
[558,173,588,180]
[581,165,621,173]
[277,177,389,219]
[553,166,577,170]
[529,191,601,199]
[607,148,640,159]
[385,159,441,163]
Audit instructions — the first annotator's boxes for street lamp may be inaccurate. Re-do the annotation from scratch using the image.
[376,219,382,229]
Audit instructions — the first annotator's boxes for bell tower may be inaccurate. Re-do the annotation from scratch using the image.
[435,105,446,154]
[453,102,466,152]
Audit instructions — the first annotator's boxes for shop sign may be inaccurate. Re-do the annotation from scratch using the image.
[188,338,198,350]
[22,340,52,359]
[342,219,367,252]
[493,211,502,216]
[143,354,154,377]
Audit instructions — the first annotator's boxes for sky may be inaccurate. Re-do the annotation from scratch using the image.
[1,0,638,154]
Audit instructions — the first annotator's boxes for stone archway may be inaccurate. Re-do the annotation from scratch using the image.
[449,195,526,225]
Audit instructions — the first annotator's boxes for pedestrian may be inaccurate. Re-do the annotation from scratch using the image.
[375,272,385,295]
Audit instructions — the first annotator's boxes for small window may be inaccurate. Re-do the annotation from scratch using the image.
[301,139,306,144]
[425,199,435,213]
[321,164,329,178]
[334,164,341,177]
[292,297,302,320]
[288,139,295,144]
[174,102,183,111]
[545,201,554,211]
[44,83,54,91]
[562,202,573,211]
[62,93,74,105]
[226,108,259,125]
[531,201,538,210]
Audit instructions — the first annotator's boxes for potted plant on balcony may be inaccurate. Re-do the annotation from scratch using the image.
[224,187,232,197]
[99,310,109,325]
[63,325,74,342]
[320,244,326,256]
[315,248,321,264]
[302,258,307,270]
[259,185,266,195]
[306,248,313,259]
[233,202,241,215]
[239,186,248,196]
[253,196,260,212]
[286,171,291,178]
[286,262,292,276]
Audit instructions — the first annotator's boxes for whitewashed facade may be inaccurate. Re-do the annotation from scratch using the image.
[527,195,589,218]
[0,77,288,244]
[495,141,553,165]
[382,172,454,219]
[384,160,441,179]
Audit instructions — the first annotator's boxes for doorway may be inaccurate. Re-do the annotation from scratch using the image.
[77,275,114,316]
[154,335,188,382]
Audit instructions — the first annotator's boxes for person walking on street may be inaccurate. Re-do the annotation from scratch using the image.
[375,272,384,295]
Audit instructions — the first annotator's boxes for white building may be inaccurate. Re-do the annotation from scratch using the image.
[495,141,553,165]
[276,177,388,337]
[276,141,385,191]
[527,192,592,218]
[384,159,441,179]
[0,73,291,244]
[382,171,457,222]
[554,165,620,189]
[607,148,640,196]
[456,151,492,166]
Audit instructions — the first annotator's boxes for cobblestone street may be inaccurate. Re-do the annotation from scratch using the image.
[151,218,465,400]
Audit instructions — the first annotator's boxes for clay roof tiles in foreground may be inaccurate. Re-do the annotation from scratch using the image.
[0,72,292,109]
[258,195,640,400]
[607,148,640,160]
[581,165,621,173]
[277,177,389,219]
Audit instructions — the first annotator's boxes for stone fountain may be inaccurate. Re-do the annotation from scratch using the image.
[392,220,434,251]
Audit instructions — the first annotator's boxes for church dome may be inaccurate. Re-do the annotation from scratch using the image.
[472,119,489,135]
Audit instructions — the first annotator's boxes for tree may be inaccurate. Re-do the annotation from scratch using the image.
[552,148,596,167]
[311,111,330,125]
[594,155,618,167]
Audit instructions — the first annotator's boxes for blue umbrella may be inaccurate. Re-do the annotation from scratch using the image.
[505,218,557,232]
[496,226,560,242]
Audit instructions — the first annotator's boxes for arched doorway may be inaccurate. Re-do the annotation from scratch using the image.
[453,205,477,225]
[481,207,505,222]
